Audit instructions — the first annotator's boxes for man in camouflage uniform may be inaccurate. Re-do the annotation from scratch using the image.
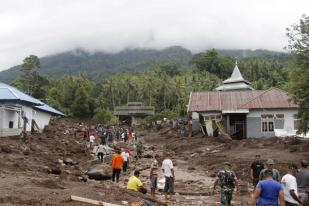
[259,159,281,182]
[213,162,238,206]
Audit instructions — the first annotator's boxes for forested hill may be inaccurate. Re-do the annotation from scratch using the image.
[0,46,192,83]
[0,46,289,83]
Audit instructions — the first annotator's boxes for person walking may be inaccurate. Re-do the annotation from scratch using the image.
[121,148,130,173]
[162,152,175,201]
[150,154,160,199]
[259,159,281,182]
[213,162,238,206]
[251,169,285,206]
[282,163,302,206]
[251,154,264,188]
[111,150,124,183]
[296,160,309,201]
[96,143,107,163]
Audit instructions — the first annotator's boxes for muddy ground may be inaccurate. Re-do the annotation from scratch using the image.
[0,118,308,205]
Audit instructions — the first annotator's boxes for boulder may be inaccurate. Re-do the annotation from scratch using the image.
[86,164,112,180]
[64,158,74,165]
[23,148,31,155]
[1,145,12,153]
[49,167,62,175]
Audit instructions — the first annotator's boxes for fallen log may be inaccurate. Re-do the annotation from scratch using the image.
[70,195,121,206]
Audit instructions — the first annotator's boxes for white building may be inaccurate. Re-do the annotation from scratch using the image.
[0,82,64,137]
[188,62,307,138]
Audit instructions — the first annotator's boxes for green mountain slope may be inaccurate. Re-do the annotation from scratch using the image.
[0,47,289,83]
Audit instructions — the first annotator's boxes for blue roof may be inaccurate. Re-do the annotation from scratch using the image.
[34,102,64,116]
[0,82,42,105]
[0,82,64,116]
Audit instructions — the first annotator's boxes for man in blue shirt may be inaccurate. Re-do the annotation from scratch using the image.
[251,169,285,206]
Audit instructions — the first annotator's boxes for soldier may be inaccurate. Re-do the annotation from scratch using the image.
[213,162,238,206]
[259,159,281,182]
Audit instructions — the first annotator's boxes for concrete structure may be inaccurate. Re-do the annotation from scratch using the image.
[0,82,64,137]
[188,62,302,139]
[114,102,154,126]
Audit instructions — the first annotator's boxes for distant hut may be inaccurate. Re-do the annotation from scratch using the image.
[114,102,154,126]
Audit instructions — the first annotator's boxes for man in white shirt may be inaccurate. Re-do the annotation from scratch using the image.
[161,152,175,201]
[96,143,107,163]
[89,135,96,148]
[281,163,302,206]
[121,148,130,172]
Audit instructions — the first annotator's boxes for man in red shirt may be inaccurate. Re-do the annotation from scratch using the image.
[111,150,124,183]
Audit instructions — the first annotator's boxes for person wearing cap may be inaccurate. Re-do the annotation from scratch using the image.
[213,162,238,206]
[259,159,281,182]
[127,170,147,194]
[251,169,285,206]
[296,160,309,200]
[250,155,264,188]
[282,163,302,206]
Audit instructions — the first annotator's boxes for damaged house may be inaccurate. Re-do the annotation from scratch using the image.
[187,62,302,139]
[0,82,64,137]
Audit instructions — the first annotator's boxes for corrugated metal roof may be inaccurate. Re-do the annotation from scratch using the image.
[0,82,64,116]
[34,103,64,116]
[240,87,298,109]
[188,87,297,112]
[0,82,42,105]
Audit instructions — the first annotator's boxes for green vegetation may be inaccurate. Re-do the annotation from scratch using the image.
[287,15,309,134]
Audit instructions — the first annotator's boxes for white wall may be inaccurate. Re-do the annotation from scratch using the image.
[247,109,298,137]
[33,109,51,130]
[2,109,19,129]
[247,109,298,131]
[21,105,33,132]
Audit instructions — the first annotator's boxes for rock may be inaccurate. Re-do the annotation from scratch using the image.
[23,148,31,155]
[64,158,73,165]
[188,167,196,171]
[86,164,112,180]
[1,145,11,153]
[209,173,216,178]
[190,153,197,157]
[64,170,72,174]
[143,154,153,158]
[79,175,88,182]
[50,167,62,175]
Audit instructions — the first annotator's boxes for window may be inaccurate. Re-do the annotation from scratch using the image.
[275,114,284,119]
[293,114,300,130]
[261,114,274,132]
[9,121,13,128]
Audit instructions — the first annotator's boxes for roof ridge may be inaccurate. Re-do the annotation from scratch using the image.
[7,87,19,99]
[238,87,290,109]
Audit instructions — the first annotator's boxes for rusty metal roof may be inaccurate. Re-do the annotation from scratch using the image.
[188,87,298,112]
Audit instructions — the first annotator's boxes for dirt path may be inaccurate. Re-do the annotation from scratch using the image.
[141,128,309,205]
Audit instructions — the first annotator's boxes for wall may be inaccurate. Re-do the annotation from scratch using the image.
[247,109,298,138]
[21,105,33,132]
[0,106,22,137]
[32,109,51,130]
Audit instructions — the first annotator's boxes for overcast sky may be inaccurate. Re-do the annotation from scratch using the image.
[0,0,308,70]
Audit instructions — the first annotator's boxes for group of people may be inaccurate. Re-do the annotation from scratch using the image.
[213,154,309,206]
[125,152,175,201]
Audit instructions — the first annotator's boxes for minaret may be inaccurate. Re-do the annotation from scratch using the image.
[215,60,254,91]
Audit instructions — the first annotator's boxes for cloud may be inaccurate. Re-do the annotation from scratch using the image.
[0,0,308,70]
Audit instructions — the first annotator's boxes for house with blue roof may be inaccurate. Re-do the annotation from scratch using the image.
[0,82,64,137]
